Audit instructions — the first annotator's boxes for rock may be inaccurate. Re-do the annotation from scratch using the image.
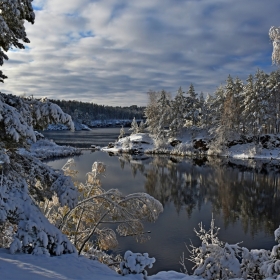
[193,139,208,151]
[170,139,182,147]
[107,142,115,148]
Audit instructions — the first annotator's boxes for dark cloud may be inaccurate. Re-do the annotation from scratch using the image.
[2,0,280,106]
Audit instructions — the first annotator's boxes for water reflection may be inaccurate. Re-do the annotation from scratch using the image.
[116,154,280,237]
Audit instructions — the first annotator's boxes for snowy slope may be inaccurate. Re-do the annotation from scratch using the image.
[0,249,201,280]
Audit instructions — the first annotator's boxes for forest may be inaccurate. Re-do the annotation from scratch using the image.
[49,99,145,126]
[145,69,280,141]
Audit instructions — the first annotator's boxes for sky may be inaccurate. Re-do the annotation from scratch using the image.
[1,0,280,106]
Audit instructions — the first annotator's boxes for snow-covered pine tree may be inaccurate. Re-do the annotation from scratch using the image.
[210,85,225,129]
[169,87,186,137]
[144,90,161,135]
[129,117,139,134]
[0,93,78,255]
[253,69,270,134]
[0,0,35,82]
[184,84,200,127]
[200,93,213,129]
[243,74,257,134]
[138,120,146,133]
[156,90,171,139]
[222,75,238,131]
[118,125,125,139]
[267,70,280,133]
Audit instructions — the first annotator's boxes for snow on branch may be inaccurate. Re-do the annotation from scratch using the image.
[0,150,78,255]
[42,160,163,256]
[0,93,74,143]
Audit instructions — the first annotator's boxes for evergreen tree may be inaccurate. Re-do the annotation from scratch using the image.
[0,0,35,82]
[156,90,171,139]
[129,117,139,134]
[267,70,280,133]
[145,90,161,135]
[243,74,257,134]
[185,84,200,127]
[119,125,125,139]
[138,120,146,133]
[169,87,186,137]
[211,85,225,129]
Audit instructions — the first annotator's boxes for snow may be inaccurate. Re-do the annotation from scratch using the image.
[19,139,81,160]
[0,248,205,280]
[1,247,275,280]
[102,129,280,161]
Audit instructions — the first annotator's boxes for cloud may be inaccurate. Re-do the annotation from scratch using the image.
[1,0,280,106]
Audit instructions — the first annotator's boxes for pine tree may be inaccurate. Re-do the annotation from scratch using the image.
[144,90,161,135]
[119,125,125,139]
[267,70,280,133]
[156,90,171,139]
[129,117,139,134]
[211,85,225,129]
[169,87,186,137]
[0,0,35,82]
[138,120,146,133]
[185,84,200,127]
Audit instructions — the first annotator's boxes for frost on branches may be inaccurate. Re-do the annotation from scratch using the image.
[0,93,77,255]
[0,0,35,82]
[41,160,163,256]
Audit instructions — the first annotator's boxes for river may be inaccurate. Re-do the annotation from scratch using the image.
[42,128,279,274]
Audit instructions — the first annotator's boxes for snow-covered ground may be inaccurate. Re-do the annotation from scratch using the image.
[102,129,280,160]
[19,138,81,160]
[0,248,202,280]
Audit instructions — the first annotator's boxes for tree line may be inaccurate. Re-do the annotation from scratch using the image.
[49,99,145,125]
[145,69,280,139]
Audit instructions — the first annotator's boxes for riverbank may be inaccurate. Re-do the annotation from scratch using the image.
[102,130,280,160]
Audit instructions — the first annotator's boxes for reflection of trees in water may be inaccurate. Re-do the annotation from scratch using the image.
[144,156,206,215]
[205,158,280,236]
[117,154,280,236]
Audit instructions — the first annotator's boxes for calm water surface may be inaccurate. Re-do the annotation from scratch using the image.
[43,129,280,274]
[42,127,128,147]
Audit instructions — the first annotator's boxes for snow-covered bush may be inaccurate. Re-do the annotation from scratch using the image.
[240,248,270,279]
[188,218,242,279]
[120,250,155,280]
[186,219,280,279]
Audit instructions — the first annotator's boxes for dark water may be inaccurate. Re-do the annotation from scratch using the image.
[42,127,128,148]
[43,130,279,275]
